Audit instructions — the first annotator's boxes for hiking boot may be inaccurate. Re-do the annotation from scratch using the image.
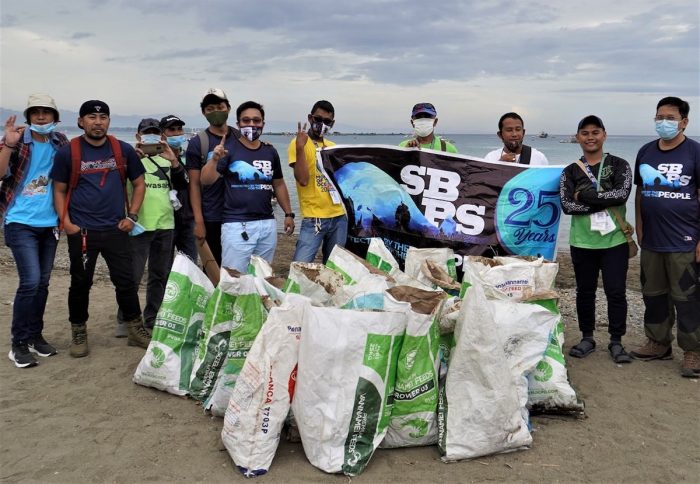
[127,317,151,349]
[8,343,38,368]
[69,324,89,358]
[681,351,700,378]
[115,321,128,338]
[28,335,58,357]
[629,338,672,361]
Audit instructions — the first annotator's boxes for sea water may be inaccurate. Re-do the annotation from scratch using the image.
[6,128,695,251]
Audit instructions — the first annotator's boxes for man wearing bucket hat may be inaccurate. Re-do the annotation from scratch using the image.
[50,100,151,357]
[399,103,458,153]
[0,94,69,368]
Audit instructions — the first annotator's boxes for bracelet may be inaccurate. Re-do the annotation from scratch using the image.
[3,143,18,149]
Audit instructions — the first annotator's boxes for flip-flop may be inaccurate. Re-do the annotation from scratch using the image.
[608,342,633,364]
[569,339,596,358]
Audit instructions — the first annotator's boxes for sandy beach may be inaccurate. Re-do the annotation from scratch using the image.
[0,233,697,483]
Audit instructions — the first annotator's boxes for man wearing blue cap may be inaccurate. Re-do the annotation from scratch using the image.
[51,100,151,357]
[399,103,458,153]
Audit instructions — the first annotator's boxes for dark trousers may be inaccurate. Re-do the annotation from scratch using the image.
[118,229,174,328]
[67,228,141,326]
[205,220,222,266]
[174,213,197,263]
[570,242,629,339]
[4,223,58,344]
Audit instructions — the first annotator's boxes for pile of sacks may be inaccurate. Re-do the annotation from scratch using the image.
[133,239,584,478]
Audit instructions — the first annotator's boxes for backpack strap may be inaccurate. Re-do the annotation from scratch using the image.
[519,145,532,165]
[440,138,447,152]
[198,130,209,164]
[61,137,83,230]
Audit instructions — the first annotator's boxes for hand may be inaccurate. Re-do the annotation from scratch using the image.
[405,139,420,148]
[159,141,179,166]
[2,115,24,147]
[193,220,206,241]
[284,217,295,235]
[211,132,228,163]
[118,218,135,232]
[64,221,81,235]
[499,150,517,162]
[296,122,309,149]
[135,146,146,158]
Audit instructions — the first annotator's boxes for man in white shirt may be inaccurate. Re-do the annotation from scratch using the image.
[484,112,548,165]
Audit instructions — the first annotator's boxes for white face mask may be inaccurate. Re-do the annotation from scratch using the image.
[413,118,435,137]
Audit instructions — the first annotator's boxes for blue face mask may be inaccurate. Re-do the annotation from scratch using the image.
[655,119,680,140]
[140,134,161,144]
[29,122,57,134]
[166,134,188,149]
[129,221,146,237]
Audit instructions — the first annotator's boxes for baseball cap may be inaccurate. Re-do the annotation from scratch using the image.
[137,118,161,133]
[411,103,437,118]
[79,100,110,117]
[24,93,60,122]
[159,114,186,130]
[201,88,228,105]
[577,115,605,131]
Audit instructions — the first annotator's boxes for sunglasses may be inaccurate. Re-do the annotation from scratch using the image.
[310,115,334,125]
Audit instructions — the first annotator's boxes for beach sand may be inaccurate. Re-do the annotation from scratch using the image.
[0,235,697,483]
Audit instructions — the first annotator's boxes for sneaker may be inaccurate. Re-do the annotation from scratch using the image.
[629,338,673,361]
[127,318,151,349]
[681,351,700,378]
[28,335,58,357]
[70,324,89,358]
[115,321,128,338]
[8,343,38,368]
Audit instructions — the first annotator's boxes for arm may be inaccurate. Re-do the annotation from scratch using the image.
[189,169,205,240]
[559,165,594,215]
[53,181,80,234]
[577,157,632,208]
[128,174,145,215]
[170,164,189,191]
[0,115,23,177]
[291,123,310,186]
[635,188,643,245]
[272,178,295,235]
[200,133,228,185]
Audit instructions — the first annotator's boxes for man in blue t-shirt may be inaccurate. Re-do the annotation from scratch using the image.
[186,88,241,266]
[51,100,151,357]
[200,101,294,272]
[630,96,700,378]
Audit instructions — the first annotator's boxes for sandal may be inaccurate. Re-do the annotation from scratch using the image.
[569,338,596,358]
[608,342,633,364]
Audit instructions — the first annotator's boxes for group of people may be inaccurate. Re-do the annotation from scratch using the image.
[0,91,698,379]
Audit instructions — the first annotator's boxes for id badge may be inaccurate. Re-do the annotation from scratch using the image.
[590,211,615,234]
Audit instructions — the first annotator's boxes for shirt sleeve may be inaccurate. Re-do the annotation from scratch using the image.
[271,148,283,180]
[577,156,632,208]
[287,138,297,165]
[122,143,146,181]
[559,164,595,215]
[483,150,500,161]
[49,145,72,183]
[531,150,549,166]
[185,135,203,171]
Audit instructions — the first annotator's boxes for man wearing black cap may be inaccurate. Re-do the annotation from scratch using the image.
[399,103,458,153]
[160,114,197,262]
[51,100,151,357]
[186,88,241,266]
[113,118,188,336]
[559,115,633,364]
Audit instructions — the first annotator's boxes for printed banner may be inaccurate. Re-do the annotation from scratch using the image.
[319,145,564,268]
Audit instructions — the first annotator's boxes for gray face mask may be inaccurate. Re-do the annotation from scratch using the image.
[205,111,229,127]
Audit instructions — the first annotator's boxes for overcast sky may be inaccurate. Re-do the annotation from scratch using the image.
[1,0,698,134]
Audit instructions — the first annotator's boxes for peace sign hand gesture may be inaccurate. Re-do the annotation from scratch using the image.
[296,121,309,149]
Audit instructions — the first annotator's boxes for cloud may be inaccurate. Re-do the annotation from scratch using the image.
[70,32,94,40]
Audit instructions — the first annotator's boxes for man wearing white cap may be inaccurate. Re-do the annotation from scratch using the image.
[186,88,241,266]
[0,94,69,368]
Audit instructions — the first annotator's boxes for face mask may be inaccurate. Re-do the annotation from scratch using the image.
[310,121,332,137]
[413,118,434,138]
[29,122,57,134]
[205,111,229,127]
[655,119,680,140]
[240,126,262,142]
[140,134,161,144]
[129,221,146,237]
[166,134,188,149]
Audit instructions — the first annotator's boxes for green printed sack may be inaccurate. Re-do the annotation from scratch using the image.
[404,247,457,290]
[292,306,407,476]
[283,262,344,306]
[133,255,214,395]
[365,238,433,290]
[189,269,239,402]
[326,245,393,285]
[381,287,445,448]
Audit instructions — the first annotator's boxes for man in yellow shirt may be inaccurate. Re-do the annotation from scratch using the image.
[287,100,347,263]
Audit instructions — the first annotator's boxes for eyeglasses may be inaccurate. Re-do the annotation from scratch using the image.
[310,115,334,125]
[239,117,263,124]
[654,116,683,121]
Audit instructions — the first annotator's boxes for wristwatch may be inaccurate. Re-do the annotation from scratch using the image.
[127,213,139,222]
[284,213,295,219]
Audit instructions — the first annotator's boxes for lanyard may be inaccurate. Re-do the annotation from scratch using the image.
[580,155,606,192]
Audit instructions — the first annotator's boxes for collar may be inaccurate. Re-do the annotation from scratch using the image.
[22,127,57,145]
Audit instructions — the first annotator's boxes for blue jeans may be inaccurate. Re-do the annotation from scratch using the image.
[4,223,58,344]
[293,215,348,263]
[221,219,277,273]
